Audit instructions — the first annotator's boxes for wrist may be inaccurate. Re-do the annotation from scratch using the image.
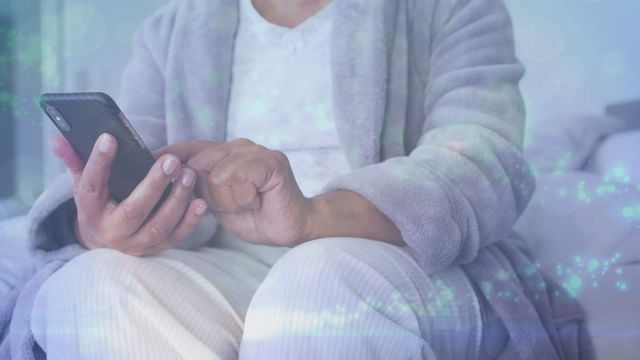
[300,190,405,247]
[301,195,331,244]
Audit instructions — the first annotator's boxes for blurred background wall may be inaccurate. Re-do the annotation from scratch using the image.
[505,0,640,146]
[0,0,639,219]
[39,0,169,188]
[0,0,43,218]
[0,0,167,219]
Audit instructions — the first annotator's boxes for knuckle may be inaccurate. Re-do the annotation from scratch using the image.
[122,204,144,224]
[269,150,289,168]
[147,223,170,239]
[252,144,268,152]
[232,138,254,147]
[270,150,287,163]
[232,186,253,205]
[147,177,168,193]
[78,180,100,197]
[186,158,204,173]
[208,171,223,186]
[99,231,120,248]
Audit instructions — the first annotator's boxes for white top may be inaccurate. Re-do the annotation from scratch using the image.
[227,0,351,197]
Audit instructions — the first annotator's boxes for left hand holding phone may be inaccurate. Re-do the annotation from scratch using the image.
[50,133,209,256]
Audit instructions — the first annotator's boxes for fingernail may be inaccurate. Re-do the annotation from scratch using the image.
[162,156,179,175]
[195,202,208,215]
[181,169,195,187]
[98,134,113,153]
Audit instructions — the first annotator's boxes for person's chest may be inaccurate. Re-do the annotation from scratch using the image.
[227,0,337,148]
[226,0,350,196]
[163,0,430,165]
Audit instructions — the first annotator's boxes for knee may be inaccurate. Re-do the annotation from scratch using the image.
[242,238,429,354]
[268,237,376,281]
[32,249,148,347]
[37,248,144,307]
[253,237,408,303]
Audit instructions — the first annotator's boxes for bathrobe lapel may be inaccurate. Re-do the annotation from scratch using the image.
[179,0,398,168]
[331,0,398,168]
[169,0,239,144]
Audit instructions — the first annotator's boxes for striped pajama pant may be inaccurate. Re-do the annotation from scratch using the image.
[31,228,503,359]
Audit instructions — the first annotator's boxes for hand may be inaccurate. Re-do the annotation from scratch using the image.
[156,139,314,247]
[50,134,208,256]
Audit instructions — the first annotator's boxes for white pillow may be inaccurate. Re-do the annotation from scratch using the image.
[586,130,640,184]
[524,114,640,175]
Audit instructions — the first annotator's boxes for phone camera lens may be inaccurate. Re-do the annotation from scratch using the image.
[45,106,72,132]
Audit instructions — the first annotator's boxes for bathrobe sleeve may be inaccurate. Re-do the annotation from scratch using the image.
[324,0,535,273]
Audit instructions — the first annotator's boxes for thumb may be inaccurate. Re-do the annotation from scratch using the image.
[49,135,84,180]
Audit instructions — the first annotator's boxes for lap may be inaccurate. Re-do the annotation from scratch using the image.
[32,247,271,359]
[242,237,483,359]
[36,245,271,316]
[34,236,486,359]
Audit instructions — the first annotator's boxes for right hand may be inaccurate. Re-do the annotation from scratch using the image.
[50,133,208,256]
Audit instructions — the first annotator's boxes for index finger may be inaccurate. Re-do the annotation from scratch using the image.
[49,135,84,181]
[109,154,181,234]
[153,140,217,162]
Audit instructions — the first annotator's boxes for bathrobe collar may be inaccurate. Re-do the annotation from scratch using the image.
[184,0,398,168]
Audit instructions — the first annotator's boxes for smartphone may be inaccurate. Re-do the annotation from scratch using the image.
[40,92,169,203]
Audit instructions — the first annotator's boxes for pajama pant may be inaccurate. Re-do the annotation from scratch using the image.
[31,228,505,359]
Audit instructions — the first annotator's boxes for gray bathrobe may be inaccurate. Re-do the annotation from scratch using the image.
[0,0,593,358]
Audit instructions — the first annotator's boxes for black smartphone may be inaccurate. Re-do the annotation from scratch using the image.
[40,92,169,203]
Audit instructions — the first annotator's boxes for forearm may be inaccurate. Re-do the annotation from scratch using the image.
[304,190,405,246]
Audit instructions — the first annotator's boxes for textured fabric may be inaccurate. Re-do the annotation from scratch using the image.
[0,217,33,296]
[31,247,267,360]
[240,237,483,359]
[31,236,484,360]
[228,0,350,197]
[38,200,77,251]
[515,171,640,358]
[0,0,593,358]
